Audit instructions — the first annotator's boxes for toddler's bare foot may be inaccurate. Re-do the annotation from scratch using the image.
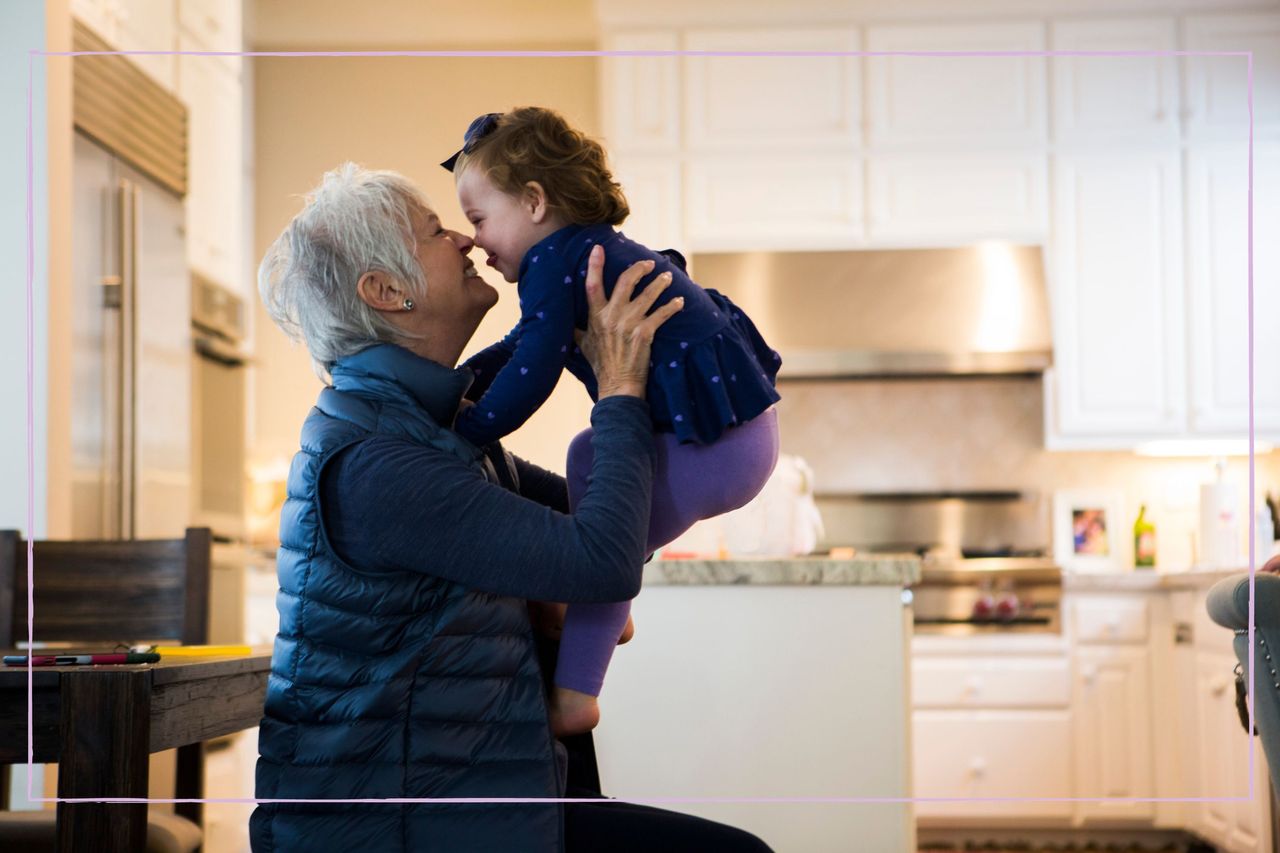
[550,687,600,737]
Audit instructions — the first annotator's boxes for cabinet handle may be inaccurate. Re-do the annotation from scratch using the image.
[1212,677,1230,696]
[963,676,982,697]
[968,758,987,779]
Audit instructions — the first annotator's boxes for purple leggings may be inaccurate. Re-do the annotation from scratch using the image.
[555,408,780,696]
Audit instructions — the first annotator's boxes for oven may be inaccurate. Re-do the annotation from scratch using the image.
[191,274,248,542]
[911,559,1062,635]
[191,275,250,644]
[815,490,1063,635]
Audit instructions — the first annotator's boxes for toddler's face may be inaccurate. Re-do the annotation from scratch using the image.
[456,167,548,283]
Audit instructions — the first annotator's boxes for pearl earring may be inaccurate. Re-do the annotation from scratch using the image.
[403,298,415,311]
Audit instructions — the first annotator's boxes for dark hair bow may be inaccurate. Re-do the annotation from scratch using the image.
[440,112,502,172]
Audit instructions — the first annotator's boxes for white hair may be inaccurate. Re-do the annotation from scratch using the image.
[258,162,431,378]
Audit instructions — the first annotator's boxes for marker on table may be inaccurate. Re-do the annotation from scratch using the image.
[2,653,161,667]
[149,645,253,657]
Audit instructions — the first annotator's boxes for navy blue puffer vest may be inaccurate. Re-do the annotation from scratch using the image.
[250,344,563,853]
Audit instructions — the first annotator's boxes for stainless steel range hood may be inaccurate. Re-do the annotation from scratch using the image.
[691,244,1053,378]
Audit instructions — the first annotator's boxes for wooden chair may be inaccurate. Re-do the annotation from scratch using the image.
[0,527,212,853]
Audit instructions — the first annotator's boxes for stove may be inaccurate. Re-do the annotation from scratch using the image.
[816,491,1063,634]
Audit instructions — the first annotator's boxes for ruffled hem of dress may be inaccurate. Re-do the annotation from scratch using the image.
[647,289,781,444]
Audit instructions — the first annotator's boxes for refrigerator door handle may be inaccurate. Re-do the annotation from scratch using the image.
[118,177,139,539]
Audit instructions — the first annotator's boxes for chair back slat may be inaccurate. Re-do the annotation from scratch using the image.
[1,529,211,647]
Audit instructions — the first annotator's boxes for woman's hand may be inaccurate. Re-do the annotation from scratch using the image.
[579,245,683,400]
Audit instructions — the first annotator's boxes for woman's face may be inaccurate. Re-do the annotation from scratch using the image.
[412,209,498,327]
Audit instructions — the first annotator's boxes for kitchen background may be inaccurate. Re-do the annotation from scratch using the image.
[4,0,1280,850]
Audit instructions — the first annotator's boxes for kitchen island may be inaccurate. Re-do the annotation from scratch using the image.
[591,555,921,853]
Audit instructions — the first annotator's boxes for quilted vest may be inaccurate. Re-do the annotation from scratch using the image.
[250,344,563,853]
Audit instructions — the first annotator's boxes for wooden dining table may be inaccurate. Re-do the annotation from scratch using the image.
[0,650,271,852]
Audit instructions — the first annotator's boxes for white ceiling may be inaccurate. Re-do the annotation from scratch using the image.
[246,0,600,50]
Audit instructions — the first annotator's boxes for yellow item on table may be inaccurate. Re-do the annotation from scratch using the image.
[153,645,253,657]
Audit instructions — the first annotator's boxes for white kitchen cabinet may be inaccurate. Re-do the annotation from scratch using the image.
[1184,141,1280,438]
[683,28,861,152]
[1194,652,1272,853]
[611,158,683,251]
[1189,579,1273,853]
[1047,149,1186,442]
[72,0,177,91]
[912,645,1074,823]
[1074,595,1150,645]
[600,31,681,153]
[685,155,863,250]
[914,710,1074,821]
[112,0,178,91]
[71,0,119,45]
[178,32,244,294]
[1050,18,1180,148]
[866,21,1047,150]
[913,656,1072,708]
[1073,645,1155,821]
[1184,13,1280,141]
[178,0,243,75]
[866,151,1047,244]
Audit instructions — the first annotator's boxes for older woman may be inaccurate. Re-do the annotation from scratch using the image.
[250,164,771,853]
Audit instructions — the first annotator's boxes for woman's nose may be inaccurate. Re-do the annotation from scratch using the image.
[448,230,474,253]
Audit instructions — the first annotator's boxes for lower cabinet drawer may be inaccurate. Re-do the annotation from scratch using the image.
[913,656,1072,708]
[914,709,1074,821]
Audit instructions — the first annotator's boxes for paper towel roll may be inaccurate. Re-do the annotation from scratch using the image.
[1199,479,1239,568]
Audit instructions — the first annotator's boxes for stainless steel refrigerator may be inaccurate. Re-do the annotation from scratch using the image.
[70,131,191,540]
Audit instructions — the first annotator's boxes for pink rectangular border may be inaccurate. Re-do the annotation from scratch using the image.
[24,47,1258,810]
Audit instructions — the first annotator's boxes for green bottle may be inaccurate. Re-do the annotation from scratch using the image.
[1134,504,1156,568]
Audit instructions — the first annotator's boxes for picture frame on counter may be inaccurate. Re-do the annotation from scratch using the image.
[1053,488,1126,572]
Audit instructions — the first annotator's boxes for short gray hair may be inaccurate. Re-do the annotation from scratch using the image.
[258,163,431,378]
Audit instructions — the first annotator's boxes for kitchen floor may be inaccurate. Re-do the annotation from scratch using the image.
[920,838,1204,852]
[203,729,257,853]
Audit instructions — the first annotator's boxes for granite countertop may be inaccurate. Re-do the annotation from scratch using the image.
[1063,566,1266,591]
[644,554,922,586]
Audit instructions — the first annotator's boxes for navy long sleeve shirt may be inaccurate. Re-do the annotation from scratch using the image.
[319,395,655,603]
[454,224,781,446]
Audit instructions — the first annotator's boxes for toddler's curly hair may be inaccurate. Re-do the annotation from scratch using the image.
[454,107,629,226]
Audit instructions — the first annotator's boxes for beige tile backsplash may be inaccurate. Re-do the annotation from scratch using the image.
[775,377,1280,569]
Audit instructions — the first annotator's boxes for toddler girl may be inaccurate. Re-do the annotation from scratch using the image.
[443,107,781,735]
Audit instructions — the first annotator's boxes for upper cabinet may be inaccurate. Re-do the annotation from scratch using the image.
[1184,13,1280,140]
[175,0,247,296]
[1051,18,1180,147]
[686,154,864,250]
[866,22,1047,150]
[70,0,248,298]
[72,0,177,91]
[178,31,243,292]
[600,31,681,153]
[611,158,683,252]
[866,151,1047,244]
[684,28,861,152]
[597,7,1280,447]
[1048,149,1186,439]
[1184,140,1280,435]
[177,0,244,75]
